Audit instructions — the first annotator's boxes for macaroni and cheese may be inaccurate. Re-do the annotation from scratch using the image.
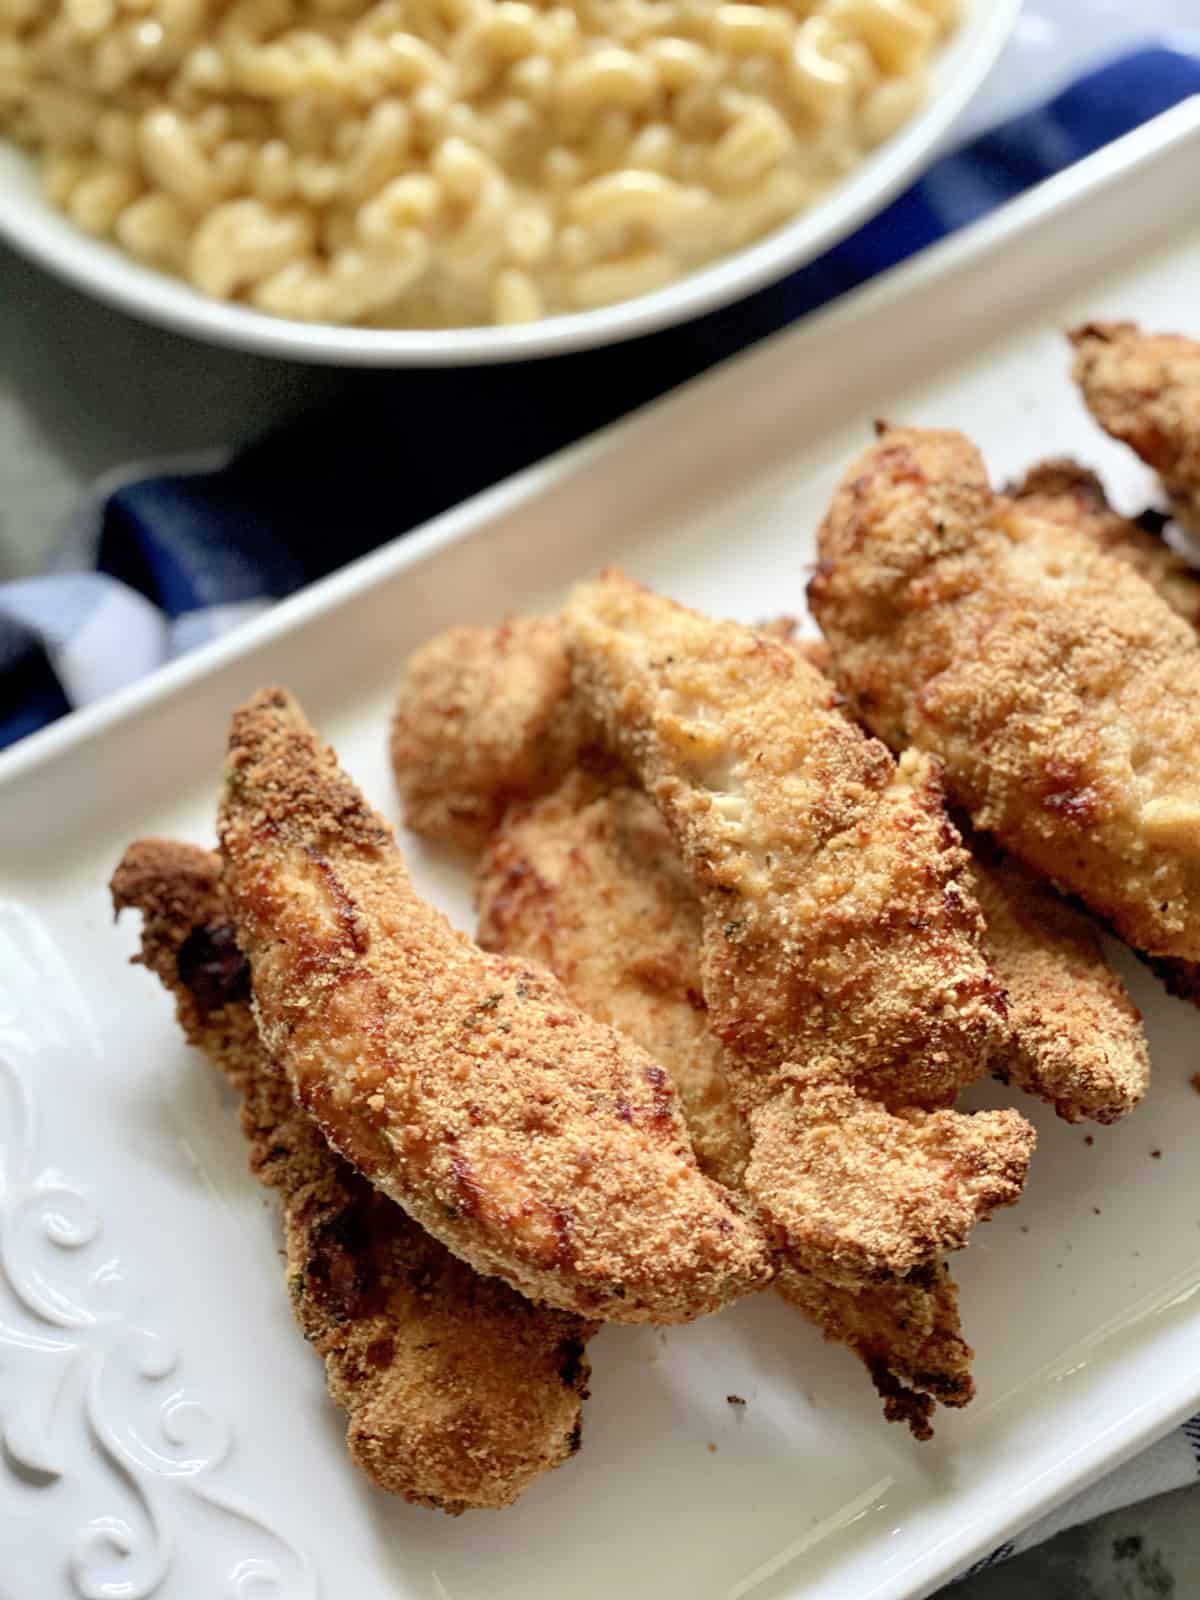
[1,0,960,326]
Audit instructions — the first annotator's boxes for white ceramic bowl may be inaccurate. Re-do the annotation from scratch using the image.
[0,0,1018,366]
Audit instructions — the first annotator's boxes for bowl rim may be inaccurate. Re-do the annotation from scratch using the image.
[0,0,1019,366]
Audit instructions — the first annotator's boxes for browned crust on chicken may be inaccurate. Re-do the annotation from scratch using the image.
[970,851,1149,1125]
[1008,458,1200,627]
[476,772,750,1190]
[110,839,594,1514]
[390,618,603,852]
[810,425,1200,963]
[1070,323,1200,531]
[565,573,1007,1110]
[476,776,975,1435]
[219,688,772,1323]
[563,574,1032,1287]
[774,1261,972,1439]
[1010,453,1199,1016]
[390,616,826,858]
[741,1080,1031,1287]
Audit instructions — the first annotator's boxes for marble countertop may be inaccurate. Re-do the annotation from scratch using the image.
[3,4,1198,1593]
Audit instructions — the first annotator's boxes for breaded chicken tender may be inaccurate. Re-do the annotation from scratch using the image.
[111,840,594,1513]
[742,1083,1030,1288]
[220,688,771,1323]
[1071,323,1200,532]
[809,425,1200,964]
[564,573,1006,1108]
[564,574,1032,1287]
[969,850,1149,1124]
[1010,456,1199,1012]
[435,606,1145,1133]
[391,616,821,856]
[1009,459,1200,627]
[391,618,599,851]
[773,1262,972,1436]
[477,771,751,1190]
[477,775,974,1437]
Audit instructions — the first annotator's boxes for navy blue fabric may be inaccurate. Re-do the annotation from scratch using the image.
[0,615,71,747]
[4,46,1200,748]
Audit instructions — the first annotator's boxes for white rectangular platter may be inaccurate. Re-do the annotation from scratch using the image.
[3,100,1200,1600]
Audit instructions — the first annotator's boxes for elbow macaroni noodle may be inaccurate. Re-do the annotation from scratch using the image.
[1,0,959,327]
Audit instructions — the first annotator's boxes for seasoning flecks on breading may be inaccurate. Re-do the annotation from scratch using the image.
[477,775,976,1436]
[970,850,1149,1125]
[1008,457,1200,628]
[563,574,1033,1288]
[219,688,772,1324]
[810,424,1200,964]
[1071,322,1200,533]
[111,839,595,1514]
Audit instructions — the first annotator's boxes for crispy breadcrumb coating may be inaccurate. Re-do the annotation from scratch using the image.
[453,607,1144,1129]
[1008,459,1200,627]
[477,771,750,1191]
[774,1261,972,1436]
[219,688,772,1323]
[390,618,600,851]
[563,574,1032,1288]
[477,775,975,1437]
[1010,454,1199,1013]
[1071,322,1200,532]
[742,1081,1030,1288]
[969,850,1149,1124]
[810,425,1200,964]
[399,592,1141,1125]
[391,616,824,858]
[111,839,594,1513]
[564,573,1006,1109]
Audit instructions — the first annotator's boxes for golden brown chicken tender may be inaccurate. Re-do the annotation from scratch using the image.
[564,574,1033,1288]
[1071,322,1200,532]
[391,614,830,865]
[220,688,772,1324]
[476,775,975,1438]
[810,425,1200,964]
[564,572,1007,1110]
[969,850,1149,1124]
[1008,458,1200,627]
[111,840,594,1514]
[1009,455,1200,1013]
[391,617,600,851]
[742,1081,1031,1288]
[399,597,1145,1131]
[477,771,750,1191]
[773,1261,972,1436]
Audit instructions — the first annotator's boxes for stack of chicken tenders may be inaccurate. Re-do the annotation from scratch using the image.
[111,321,1200,1513]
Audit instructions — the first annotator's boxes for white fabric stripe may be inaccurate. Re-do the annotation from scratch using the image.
[1,573,141,653]
[1,573,170,708]
[49,582,169,707]
[169,599,273,657]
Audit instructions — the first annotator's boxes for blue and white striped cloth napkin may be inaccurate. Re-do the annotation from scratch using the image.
[5,45,1200,756]
[2,44,1198,1577]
